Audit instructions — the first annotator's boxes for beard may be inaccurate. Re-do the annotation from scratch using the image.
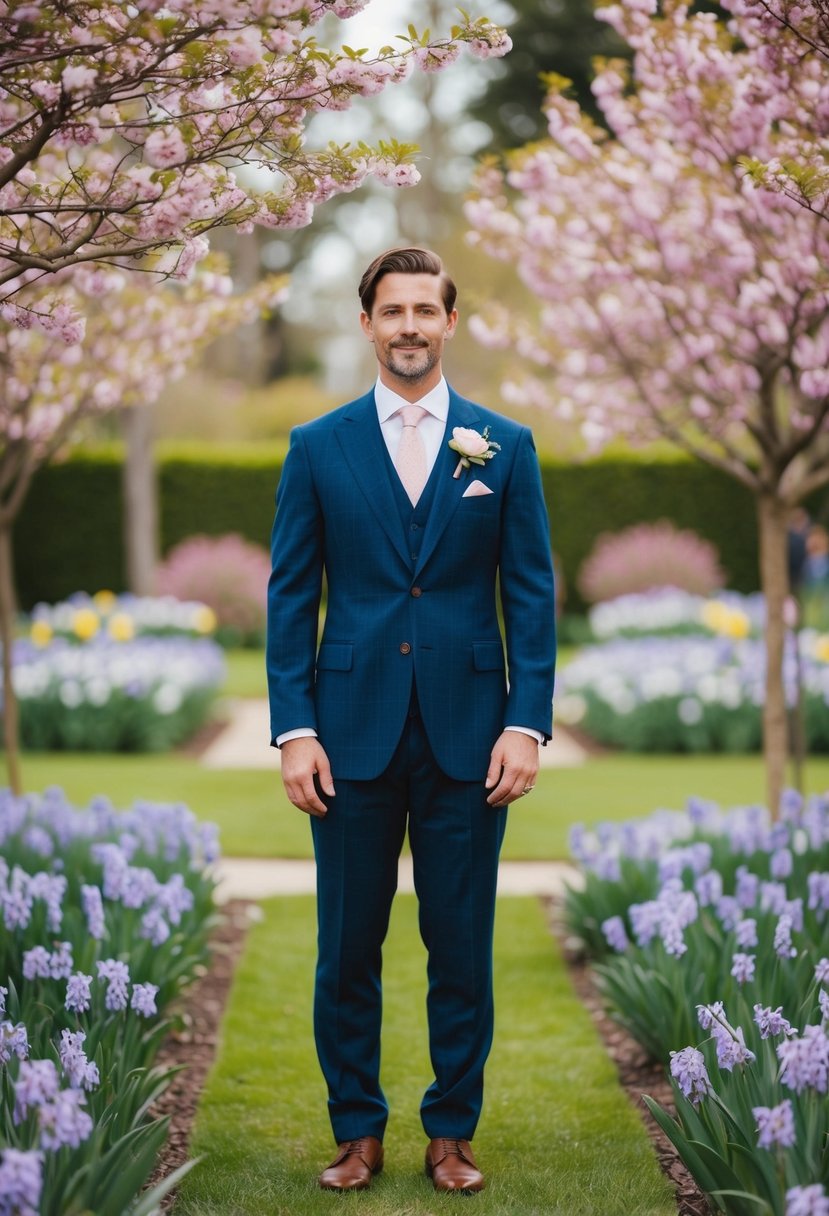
[383,341,439,382]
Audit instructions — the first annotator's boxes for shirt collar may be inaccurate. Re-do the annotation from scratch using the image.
[374,375,449,424]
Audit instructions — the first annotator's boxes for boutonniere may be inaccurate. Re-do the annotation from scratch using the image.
[448,426,501,479]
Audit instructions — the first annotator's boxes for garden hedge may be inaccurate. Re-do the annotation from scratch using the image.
[14,443,763,611]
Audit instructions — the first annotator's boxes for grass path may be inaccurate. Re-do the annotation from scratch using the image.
[16,749,829,860]
[174,896,675,1216]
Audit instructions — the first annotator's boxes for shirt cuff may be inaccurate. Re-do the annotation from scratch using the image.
[504,725,544,744]
[274,727,318,748]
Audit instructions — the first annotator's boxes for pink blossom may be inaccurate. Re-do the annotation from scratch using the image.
[60,64,98,95]
[451,427,491,458]
[414,44,461,72]
[143,127,188,168]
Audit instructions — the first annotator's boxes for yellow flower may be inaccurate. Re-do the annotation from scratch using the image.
[701,601,727,632]
[92,589,117,614]
[30,620,53,647]
[108,612,135,642]
[722,611,750,639]
[192,605,217,635]
[702,601,750,639]
[815,636,829,664]
[72,608,100,641]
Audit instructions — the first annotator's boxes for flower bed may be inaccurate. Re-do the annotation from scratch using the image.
[28,590,217,646]
[557,632,829,753]
[7,635,225,752]
[566,792,829,1215]
[588,589,764,641]
[0,786,219,1214]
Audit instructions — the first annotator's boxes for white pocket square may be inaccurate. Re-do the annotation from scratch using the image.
[462,480,494,498]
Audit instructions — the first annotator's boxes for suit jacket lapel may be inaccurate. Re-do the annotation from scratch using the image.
[334,390,411,570]
[414,389,482,578]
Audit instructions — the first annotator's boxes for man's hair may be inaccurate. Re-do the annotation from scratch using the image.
[358,247,457,317]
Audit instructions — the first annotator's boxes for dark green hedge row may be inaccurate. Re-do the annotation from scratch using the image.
[14,445,761,611]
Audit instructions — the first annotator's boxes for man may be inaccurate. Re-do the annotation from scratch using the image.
[266,247,556,1194]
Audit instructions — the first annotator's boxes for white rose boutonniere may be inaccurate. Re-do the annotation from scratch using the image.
[448,426,501,479]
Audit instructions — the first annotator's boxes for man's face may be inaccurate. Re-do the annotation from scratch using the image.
[360,272,458,386]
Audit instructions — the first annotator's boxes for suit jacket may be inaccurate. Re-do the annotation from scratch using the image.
[266,385,556,782]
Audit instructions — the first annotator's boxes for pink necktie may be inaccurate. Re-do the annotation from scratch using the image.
[395,404,428,505]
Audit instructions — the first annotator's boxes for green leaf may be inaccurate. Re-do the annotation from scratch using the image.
[127,1158,201,1216]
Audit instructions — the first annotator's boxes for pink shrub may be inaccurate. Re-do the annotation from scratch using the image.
[156,533,270,641]
[577,520,726,604]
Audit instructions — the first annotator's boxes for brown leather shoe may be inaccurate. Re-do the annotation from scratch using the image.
[318,1136,384,1191]
[425,1138,485,1193]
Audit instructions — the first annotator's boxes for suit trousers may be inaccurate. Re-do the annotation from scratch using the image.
[310,694,508,1144]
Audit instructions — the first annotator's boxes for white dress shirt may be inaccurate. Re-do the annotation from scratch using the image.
[276,376,542,747]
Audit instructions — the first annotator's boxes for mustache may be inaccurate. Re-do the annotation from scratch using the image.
[390,340,429,349]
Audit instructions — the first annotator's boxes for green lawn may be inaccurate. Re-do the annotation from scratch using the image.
[13,748,829,860]
[174,896,675,1216]
[222,648,269,699]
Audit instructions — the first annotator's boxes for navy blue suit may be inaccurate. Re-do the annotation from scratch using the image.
[267,385,556,1142]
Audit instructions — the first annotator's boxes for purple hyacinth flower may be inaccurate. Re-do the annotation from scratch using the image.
[22,946,50,981]
[772,848,794,880]
[13,1059,59,1122]
[754,1004,797,1040]
[735,918,758,948]
[698,1001,725,1031]
[778,1025,829,1094]
[816,958,829,985]
[0,1148,43,1216]
[735,866,759,910]
[669,1046,712,1105]
[774,914,798,959]
[48,941,73,981]
[601,915,629,953]
[96,959,129,1012]
[38,1088,93,1151]
[81,884,105,940]
[786,1184,829,1216]
[65,972,93,1014]
[714,1023,755,1072]
[131,983,159,1018]
[754,1099,796,1150]
[0,1021,29,1064]
[58,1029,99,1091]
[140,907,170,946]
[731,953,756,984]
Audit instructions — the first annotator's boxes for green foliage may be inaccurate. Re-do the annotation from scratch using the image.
[13,445,765,611]
[468,0,630,146]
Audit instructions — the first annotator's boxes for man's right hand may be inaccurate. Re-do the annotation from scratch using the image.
[280,737,335,818]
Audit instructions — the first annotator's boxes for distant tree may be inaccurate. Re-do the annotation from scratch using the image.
[469,0,629,146]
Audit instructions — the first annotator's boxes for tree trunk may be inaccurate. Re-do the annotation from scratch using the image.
[122,403,158,595]
[757,492,789,816]
[0,523,22,794]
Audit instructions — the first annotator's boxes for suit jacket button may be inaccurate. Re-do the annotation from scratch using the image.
[410,586,422,598]
[399,642,412,655]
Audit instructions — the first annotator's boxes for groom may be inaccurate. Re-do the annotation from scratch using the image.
[267,247,556,1193]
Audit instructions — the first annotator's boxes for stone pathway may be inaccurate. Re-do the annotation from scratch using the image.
[201,698,587,770]
[213,855,582,903]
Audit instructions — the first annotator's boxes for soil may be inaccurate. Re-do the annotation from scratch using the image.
[147,895,710,1215]
[147,899,252,1208]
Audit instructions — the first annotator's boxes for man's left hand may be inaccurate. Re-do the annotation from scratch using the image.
[485,731,539,807]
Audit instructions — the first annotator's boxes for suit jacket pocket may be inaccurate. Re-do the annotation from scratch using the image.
[316,643,353,672]
[473,641,505,671]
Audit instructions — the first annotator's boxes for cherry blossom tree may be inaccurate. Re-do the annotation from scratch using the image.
[465,0,829,812]
[0,0,511,336]
[0,263,286,792]
[735,0,829,221]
